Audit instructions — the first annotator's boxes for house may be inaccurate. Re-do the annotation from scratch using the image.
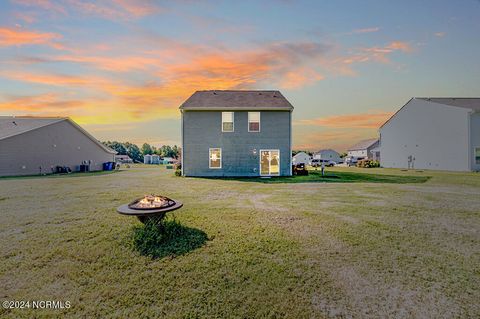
[292,152,311,165]
[380,98,480,171]
[180,90,294,177]
[115,155,133,163]
[347,138,379,160]
[0,116,116,176]
[313,149,342,163]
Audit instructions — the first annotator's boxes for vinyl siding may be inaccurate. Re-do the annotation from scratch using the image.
[380,99,470,171]
[182,110,291,176]
[0,120,114,176]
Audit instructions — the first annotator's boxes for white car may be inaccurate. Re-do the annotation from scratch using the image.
[310,159,336,167]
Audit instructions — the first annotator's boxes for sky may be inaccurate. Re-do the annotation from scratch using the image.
[0,0,479,151]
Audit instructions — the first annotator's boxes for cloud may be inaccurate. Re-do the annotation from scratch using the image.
[0,27,62,47]
[352,27,380,34]
[0,93,85,114]
[434,32,446,37]
[12,0,162,20]
[295,111,394,129]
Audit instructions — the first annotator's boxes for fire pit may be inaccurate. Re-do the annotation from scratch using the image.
[117,195,183,223]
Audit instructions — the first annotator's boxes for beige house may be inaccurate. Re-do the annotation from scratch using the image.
[0,116,115,176]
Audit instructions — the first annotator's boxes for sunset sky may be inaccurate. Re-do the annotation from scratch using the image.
[1,0,479,151]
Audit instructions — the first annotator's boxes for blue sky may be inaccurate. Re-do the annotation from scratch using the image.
[0,0,479,150]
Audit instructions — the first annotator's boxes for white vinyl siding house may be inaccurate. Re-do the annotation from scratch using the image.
[292,152,311,165]
[380,98,480,171]
[313,149,341,163]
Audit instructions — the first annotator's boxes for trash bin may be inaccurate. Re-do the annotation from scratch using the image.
[103,163,109,171]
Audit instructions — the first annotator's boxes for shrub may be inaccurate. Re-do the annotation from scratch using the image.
[357,159,380,168]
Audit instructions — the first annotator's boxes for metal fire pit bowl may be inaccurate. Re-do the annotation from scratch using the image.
[117,195,183,223]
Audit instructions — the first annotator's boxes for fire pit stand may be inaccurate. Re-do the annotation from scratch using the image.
[117,195,183,224]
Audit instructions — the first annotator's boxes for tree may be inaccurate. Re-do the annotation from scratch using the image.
[103,141,127,155]
[141,143,153,156]
[124,142,143,163]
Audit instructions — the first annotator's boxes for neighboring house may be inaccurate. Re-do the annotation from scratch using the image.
[313,149,342,163]
[347,139,379,160]
[292,152,311,165]
[180,90,294,177]
[380,98,480,171]
[0,116,116,176]
[115,155,133,163]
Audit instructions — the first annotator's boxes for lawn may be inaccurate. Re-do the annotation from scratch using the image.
[0,166,479,318]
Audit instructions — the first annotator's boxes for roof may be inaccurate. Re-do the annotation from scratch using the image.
[348,138,379,151]
[417,98,480,111]
[380,97,480,129]
[0,116,116,154]
[293,152,310,157]
[315,149,339,154]
[0,116,64,140]
[180,90,294,111]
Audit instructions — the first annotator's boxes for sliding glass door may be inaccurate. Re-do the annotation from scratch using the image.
[260,150,280,176]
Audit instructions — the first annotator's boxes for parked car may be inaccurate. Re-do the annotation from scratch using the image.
[346,156,363,166]
[310,159,336,167]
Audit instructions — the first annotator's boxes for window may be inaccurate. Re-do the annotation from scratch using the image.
[209,148,222,169]
[248,112,260,132]
[222,112,234,132]
[476,147,480,165]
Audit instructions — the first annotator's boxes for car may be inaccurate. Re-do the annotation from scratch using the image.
[310,159,336,167]
[346,156,363,166]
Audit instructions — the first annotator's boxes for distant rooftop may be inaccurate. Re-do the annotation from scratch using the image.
[180,90,294,111]
[417,98,480,111]
[348,138,379,151]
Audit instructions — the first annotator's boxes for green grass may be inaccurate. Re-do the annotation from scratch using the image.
[216,169,431,184]
[0,165,479,318]
[0,170,120,180]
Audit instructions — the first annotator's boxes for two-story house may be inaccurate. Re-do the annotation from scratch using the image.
[180,90,294,177]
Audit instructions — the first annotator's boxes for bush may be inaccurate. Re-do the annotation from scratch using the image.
[174,163,182,176]
[357,159,380,168]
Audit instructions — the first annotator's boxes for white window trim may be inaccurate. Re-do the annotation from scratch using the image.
[248,112,261,132]
[209,148,222,169]
[259,149,280,176]
[222,112,234,132]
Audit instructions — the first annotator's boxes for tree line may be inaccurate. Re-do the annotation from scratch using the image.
[102,141,180,163]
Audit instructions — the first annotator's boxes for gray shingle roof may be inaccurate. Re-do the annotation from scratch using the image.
[0,116,65,140]
[417,98,480,111]
[0,116,115,154]
[180,90,294,110]
[348,138,379,151]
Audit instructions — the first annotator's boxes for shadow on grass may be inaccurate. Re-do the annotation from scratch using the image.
[200,170,431,184]
[131,219,208,259]
[0,170,121,180]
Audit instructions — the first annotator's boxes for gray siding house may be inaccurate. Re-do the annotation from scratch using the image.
[180,90,294,177]
[0,116,116,176]
[380,98,480,171]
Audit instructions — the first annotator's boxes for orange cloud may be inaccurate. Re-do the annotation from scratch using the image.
[0,93,84,114]
[434,32,446,37]
[0,27,61,47]
[295,111,394,129]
